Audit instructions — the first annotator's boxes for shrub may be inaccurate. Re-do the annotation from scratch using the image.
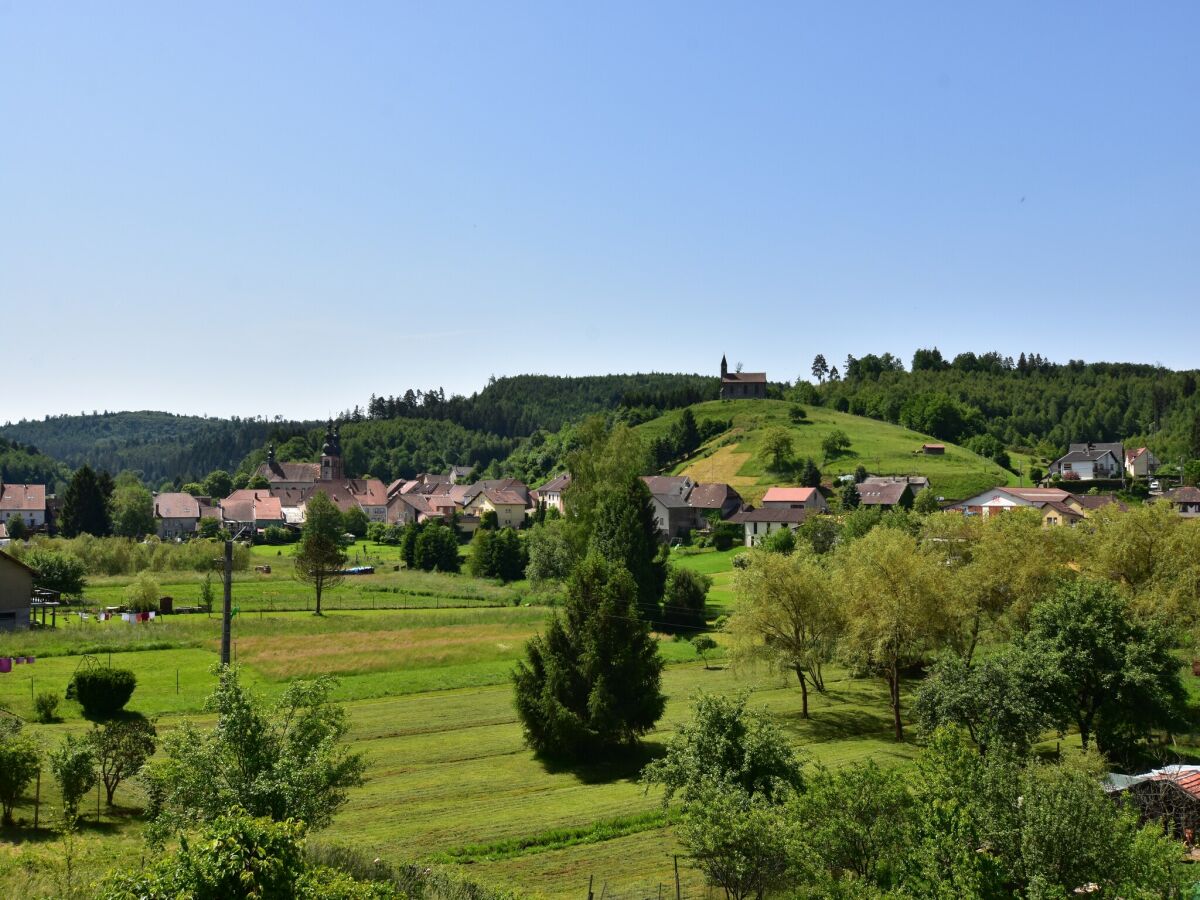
[34,691,60,723]
[0,723,41,827]
[68,667,137,719]
[49,733,97,822]
[664,566,712,628]
[263,525,293,545]
[691,634,718,668]
[711,522,741,552]
[126,572,161,612]
[414,523,460,573]
[760,526,796,555]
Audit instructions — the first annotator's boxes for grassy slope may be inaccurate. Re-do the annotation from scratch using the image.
[0,549,912,899]
[636,399,1016,503]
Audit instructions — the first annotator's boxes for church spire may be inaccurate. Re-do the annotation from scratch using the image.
[720,354,728,379]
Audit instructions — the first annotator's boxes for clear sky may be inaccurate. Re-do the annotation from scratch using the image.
[2,2,1196,423]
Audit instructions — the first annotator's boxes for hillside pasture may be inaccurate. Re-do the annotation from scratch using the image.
[637,399,1015,502]
[0,546,919,899]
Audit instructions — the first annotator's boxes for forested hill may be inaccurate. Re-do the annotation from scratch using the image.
[0,374,718,486]
[348,373,720,437]
[803,351,1200,459]
[0,412,316,486]
[0,436,68,490]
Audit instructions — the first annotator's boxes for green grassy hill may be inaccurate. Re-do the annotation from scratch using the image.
[636,399,1019,503]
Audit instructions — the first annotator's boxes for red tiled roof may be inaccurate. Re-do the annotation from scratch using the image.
[0,483,46,512]
[1152,770,1200,801]
[762,487,817,504]
[688,483,740,510]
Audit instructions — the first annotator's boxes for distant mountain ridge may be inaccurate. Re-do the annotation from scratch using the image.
[0,373,718,485]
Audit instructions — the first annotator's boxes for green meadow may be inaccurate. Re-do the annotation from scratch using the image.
[1,547,923,898]
[636,398,1016,503]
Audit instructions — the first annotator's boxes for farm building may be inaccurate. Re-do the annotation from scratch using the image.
[0,550,34,631]
[920,443,945,455]
[1165,486,1200,518]
[761,486,828,513]
[641,475,743,539]
[1106,766,1200,842]
[854,481,915,511]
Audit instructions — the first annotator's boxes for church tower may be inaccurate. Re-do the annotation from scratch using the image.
[720,354,728,379]
[320,421,344,482]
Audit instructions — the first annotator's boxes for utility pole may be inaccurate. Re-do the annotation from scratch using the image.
[220,538,233,666]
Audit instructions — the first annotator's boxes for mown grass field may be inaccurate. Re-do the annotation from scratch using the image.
[0,547,921,899]
[636,399,1016,503]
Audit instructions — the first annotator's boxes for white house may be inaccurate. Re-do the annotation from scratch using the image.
[946,486,1075,517]
[1048,442,1124,481]
[1125,447,1160,478]
[0,483,47,532]
[729,507,807,547]
[533,473,571,515]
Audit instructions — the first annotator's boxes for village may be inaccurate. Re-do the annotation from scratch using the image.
[3,365,1196,566]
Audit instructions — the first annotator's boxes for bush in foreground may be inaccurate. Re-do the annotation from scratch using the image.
[96,813,400,900]
[67,667,137,720]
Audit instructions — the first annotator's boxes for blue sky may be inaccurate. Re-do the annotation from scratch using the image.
[2,2,1196,422]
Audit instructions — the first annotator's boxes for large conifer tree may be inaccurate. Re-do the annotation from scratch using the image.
[513,554,665,759]
[60,464,113,537]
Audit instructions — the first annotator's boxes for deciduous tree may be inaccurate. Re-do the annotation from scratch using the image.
[730,550,842,717]
[293,491,347,615]
[145,668,365,842]
[1020,578,1186,757]
[0,721,40,827]
[759,428,794,473]
[90,718,157,806]
[835,528,951,740]
[49,733,97,823]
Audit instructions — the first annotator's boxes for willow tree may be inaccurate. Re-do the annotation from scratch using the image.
[730,549,843,718]
[835,527,952,741]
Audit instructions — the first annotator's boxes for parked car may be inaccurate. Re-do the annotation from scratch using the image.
[1149,480,1161,491]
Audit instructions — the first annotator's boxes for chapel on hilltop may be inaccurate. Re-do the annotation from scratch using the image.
[719,354,767,400]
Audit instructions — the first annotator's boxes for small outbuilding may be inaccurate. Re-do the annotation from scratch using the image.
[0,550,35,631]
